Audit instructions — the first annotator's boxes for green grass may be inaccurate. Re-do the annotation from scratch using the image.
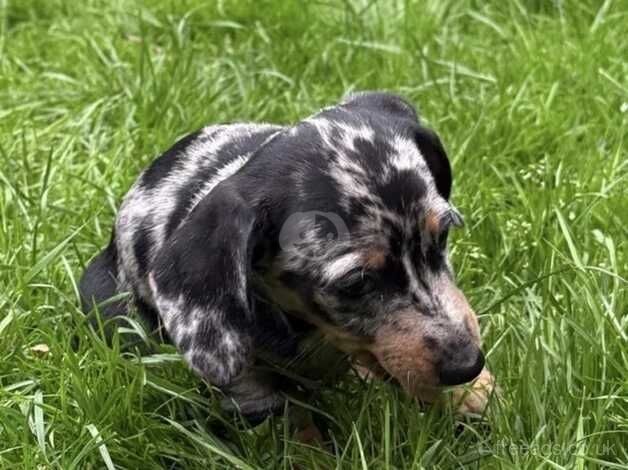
[1,0,627,468]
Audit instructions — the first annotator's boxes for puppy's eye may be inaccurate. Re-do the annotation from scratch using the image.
[336,270,376,298]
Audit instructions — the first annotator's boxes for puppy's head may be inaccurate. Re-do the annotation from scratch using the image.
[258,93,483,393]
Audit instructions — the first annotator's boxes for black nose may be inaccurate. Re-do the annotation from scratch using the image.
[439,349,485,386]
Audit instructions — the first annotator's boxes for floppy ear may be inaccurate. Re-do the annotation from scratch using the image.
[413,125,452,200]
[149,181,263,387]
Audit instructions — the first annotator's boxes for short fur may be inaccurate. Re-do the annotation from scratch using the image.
[80,92,491,420]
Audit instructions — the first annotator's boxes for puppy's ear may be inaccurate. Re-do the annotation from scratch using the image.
[341,91,419,122]
[413,125,452,200]
[149,182,264,387]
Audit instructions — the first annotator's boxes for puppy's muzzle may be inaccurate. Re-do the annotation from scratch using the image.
[438,347,485,386]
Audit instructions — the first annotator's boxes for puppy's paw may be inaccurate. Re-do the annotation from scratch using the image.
[219,369,286,421]
[413,368,498,416]
[451,367,497,416]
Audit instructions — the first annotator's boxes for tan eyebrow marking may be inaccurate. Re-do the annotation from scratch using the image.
[362,247,387,270]
[321,246,389,282]
[424,209,441,237]
[424,206,464,238]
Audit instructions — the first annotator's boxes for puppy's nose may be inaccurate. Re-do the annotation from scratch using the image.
[439,349,485,386]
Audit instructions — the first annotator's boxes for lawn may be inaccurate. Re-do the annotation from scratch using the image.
[1,0,627,468]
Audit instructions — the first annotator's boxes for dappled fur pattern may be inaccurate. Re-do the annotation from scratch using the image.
[80,92,493,420]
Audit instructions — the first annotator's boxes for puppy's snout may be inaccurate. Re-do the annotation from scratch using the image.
[439,348,484,386]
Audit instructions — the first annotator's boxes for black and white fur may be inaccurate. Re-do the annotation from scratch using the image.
[80,92,489,420]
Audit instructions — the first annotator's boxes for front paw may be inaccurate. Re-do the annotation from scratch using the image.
[219,368,286,420]
[450,367,497,415]
[413,368,497,416]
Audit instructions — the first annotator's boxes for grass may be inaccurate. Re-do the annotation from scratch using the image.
[1,0,627,468]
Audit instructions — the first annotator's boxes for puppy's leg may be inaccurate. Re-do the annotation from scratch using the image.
[219,368,286,424]
[79,242,126,318]
[80,241,162,341]
[150,272,286,424]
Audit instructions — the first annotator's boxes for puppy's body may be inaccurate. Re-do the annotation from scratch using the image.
[80,93,494,420]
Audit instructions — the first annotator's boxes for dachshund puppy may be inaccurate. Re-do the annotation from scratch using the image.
[80,92,495,425]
